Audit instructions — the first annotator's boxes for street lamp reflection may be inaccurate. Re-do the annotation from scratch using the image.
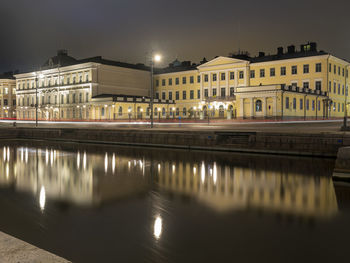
[154,216,162,240]
[39,186,46,211]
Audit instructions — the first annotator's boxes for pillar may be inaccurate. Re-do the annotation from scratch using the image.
[263,97,267,118]
[250,98,254,118]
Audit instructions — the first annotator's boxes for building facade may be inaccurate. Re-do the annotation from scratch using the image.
[12,43,350,121]
[0,74,16,119]
[154,43,350,120]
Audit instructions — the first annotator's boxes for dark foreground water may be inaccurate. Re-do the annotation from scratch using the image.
[0,140,350,263]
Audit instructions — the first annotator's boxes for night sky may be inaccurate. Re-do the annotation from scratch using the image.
[1,0,349,73]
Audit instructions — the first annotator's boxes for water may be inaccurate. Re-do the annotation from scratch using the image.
[0,141,349,263]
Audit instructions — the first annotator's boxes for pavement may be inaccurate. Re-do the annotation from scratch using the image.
[0,231,70,263]
[0,119,349,134]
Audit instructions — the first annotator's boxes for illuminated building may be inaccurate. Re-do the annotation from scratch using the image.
[0,73,16,119]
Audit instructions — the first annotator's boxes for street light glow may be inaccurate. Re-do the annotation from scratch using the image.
[154,54,161,62]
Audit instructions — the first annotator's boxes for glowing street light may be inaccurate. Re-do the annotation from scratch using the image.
[150,53,162,128]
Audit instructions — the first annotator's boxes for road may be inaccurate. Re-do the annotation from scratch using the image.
[0,119,348,134]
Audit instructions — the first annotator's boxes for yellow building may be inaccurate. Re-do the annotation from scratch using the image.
[154,42,350,119]
[0,73,16,119]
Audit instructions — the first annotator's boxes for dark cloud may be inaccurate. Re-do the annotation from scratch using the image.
[1,0,349,73]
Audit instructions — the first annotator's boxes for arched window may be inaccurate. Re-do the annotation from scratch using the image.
[183,107,187,116]
[219,105,224,117]
[162,107,166,116]
[154,107,158,116]
[101,107,105,117]
[146,107,150,116]
[255,100,262,112]
[118,106,123,116]
[176,108,179,116]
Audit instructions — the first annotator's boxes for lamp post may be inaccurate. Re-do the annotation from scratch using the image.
[150,54,161,128]
[35,72,44,127]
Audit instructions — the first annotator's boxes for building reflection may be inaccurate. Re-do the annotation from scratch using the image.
[156,160,338,218]
[0,145,339,218]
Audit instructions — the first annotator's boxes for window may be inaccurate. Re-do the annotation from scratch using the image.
[72,93,76,103]
[316,63,322,72]
[168,78,172,86]
[306,99,309,110]
[146,107,150,116]
[246,70,253,81]
[155,92,159,99]
[293,98,296,109]
[204,75,208,82]
[221,88,226,97]
[260,69,265,78]
[312,100,315,111]
[204,89,208,98]
[338,102,340,112]
[66,94,69,104]
[334,65,336,74]
[162,92,166,100]
[292,66,297,75]
[270,68,275,77]
[4,99,8,106]
[182,90,186,100]
[230,87,234,96]
[329,81,332,92]
[334,82,336,94]
[86,74,89,82]
[73,76,76,83]
[315,81,322,91]
[175,78,179,85]
[162,108,166,116]
[239,71,244,79]
[79,93,82,103]
[190,76,194,83]
[338,84,341,95]
[182,77,187,84]
[162,79,165,86]
[300,99,303,110]
[281,66,286,76]
[183,107,187,116]
[342,85,345,95]
[176,108,179,116]
[118,106,123,116]
[79,75,82,83]
[101,107,105,116]
[303,82,309,89]
[212,88,217,96]
[338,66,341,75]
[318,101,321,111]
[176,91,179,100]
[197,76,201,83]
[230,72,234,80]
[329,63,332,73]
[197,89,200,99]
[342,103,344,112]
[213,74,217,81]
[221,73,225,81]
[55,95,57,104]
[61,94,64,104]
[285,97,289,109]
[86,92,89,102]
[190,90,194,99]
[154,107,158,116]
[303,64,309,74]
[255,100,262,112]
[169,91,173,100]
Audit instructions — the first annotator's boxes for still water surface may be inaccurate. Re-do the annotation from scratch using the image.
[0,141,349,263]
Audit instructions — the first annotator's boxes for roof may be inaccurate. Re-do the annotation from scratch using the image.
[248,50,329,63]
[40,50,150,72]
[0,72,15,80]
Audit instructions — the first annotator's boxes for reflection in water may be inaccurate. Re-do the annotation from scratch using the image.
[39,186,46,211]
[0,143,339,219]
[153,216,162,240]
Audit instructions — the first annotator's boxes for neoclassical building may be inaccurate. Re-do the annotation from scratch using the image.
[13,43,350,121]
[0,73,16,119]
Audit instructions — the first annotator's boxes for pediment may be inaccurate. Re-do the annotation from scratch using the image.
[197,56,249,69]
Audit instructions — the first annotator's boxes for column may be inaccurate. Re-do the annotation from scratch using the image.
[208,72,212,97]
[225,70,229,96]
[263,97,267,118]
[273,97,277,116]
[200,73,203,101]
[250,97,254,118]
[234,70,238,87]
[244,67,248,86]
[239,98,244,118]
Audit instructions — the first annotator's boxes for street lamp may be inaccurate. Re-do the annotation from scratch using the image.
[150,53,161,128]
[35,72,44,127]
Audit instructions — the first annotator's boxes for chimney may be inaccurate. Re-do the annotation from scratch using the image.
[277,47,283,55]
[258,52,265,57]
[287,45,295,54]
[310,42,317,51]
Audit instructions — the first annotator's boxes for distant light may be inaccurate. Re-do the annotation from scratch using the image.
[154,54,161,62]
[39,186,46,211]
[39,74,44,79]
[154,216,162,239]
